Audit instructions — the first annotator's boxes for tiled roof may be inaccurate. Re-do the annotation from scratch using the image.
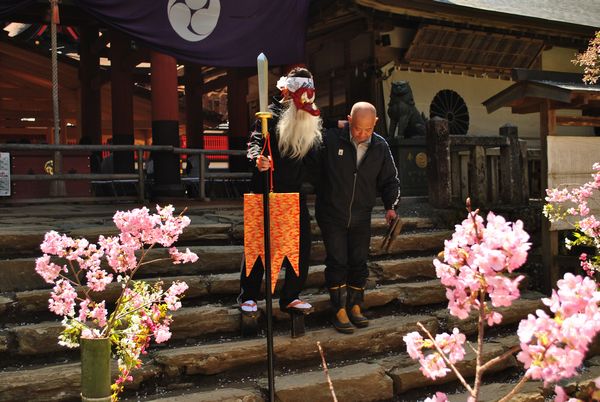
[435,0,600,28]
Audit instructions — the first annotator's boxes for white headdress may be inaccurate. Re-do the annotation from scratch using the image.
[276,76,315,93]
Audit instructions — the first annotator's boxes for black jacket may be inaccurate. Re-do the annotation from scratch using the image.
[315,126,400,226]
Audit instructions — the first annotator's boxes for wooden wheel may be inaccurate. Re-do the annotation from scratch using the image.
[429,89,469,135]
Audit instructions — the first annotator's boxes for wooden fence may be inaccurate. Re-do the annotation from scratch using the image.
[426,117,538,208]
[0,144,250,203]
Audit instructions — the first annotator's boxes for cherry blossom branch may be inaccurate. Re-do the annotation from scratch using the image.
[497,373,529,402]
[479,345,521,374]
[472,292,486,398]
[137,257,173,267]
[105,243,156,334]
[317,341,337,402]
[417,322,473,394]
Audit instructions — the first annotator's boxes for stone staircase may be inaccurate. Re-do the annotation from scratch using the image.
[0,201,547,402]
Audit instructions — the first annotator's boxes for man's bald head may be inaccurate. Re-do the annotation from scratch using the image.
[348,102,378,144]
[350,102,377,119]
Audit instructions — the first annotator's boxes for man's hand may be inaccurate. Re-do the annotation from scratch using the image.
[256,155,271,172]
[385,209,397,225]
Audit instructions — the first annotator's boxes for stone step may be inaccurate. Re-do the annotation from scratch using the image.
[370,256,436,281]
[138,363,393,402]
[0,245,244,293]
[434,292,544,335]
[130,335,521,402]
[0,358,160,402]
[0,222,234,258]
[2,281,443,357]
[272,362,394,402]
[0,318,544,402]
[0,213,436,259]
[0,315,437,401]
[380,335,519,395]
[140,388,264,402]
[153,314,438,377]
[438,355,600,402]
[0,229,448,293]
[5,256,440,316]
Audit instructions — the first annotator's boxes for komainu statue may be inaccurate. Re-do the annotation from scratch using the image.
[387,81,426,139]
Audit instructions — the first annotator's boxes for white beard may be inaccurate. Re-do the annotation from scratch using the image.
[276,102,322,160]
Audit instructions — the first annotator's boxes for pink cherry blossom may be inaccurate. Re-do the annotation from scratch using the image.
[153,324,172,343]
[169,247,199,264]
[86,268,113,292]
[35,254,65,284]
[420,353,450,380]
[90,301,108,327]
[48,279,77,316]
[424,392,448,402]
[403,331,425,360]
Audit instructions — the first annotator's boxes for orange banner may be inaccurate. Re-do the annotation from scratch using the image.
[244,193,300,293]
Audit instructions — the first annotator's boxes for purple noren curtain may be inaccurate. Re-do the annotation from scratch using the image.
[75,0,310,67]
[0,0,37,20]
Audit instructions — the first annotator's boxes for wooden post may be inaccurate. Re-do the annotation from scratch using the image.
[151,51,183,196]
[499,124,522,205]
[469,145,487,206]
[519,140,530,203]
[426,117,451,207]
[227,68,251,172]
[79,26,102,145]
[184,64,204,150]
[540,101,558,295]
[199,153,207,201]
[110,32,134,174]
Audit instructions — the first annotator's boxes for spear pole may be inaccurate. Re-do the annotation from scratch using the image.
[256,52,275,402]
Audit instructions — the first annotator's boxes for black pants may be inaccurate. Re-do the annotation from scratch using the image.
[239,199,312,308]
[318,215,371,289]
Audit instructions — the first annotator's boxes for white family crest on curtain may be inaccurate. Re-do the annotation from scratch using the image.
[166,0,221,42]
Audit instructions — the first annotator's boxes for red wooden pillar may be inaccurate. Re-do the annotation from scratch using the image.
[184,63,204,150]
[79,25,102,173]
[110,32,134,173]
[151,51,183,196]
[227,68,250,172]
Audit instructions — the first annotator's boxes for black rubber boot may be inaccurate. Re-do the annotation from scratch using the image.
[329,285,354,334]
[347,286,369,328]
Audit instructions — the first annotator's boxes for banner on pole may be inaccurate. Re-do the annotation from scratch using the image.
[244,192,300,292]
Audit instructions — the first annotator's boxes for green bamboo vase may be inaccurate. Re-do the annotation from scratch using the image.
[80,337,111,402]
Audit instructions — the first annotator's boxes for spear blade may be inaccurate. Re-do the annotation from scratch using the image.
[257,53,269,114]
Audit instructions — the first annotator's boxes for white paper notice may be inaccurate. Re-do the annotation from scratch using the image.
[0,152,10,196]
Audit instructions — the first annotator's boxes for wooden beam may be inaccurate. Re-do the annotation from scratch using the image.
[0,110,58,119]
[0,120,55,128]
[204,74,228,92]
[0,88,54,99]
[0,99,78,112]
[556,115,600,126]
[0,127,50,135]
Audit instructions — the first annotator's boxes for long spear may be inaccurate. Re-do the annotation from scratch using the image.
[256,52,275,402]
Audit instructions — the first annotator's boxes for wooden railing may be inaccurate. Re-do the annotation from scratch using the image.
[426,117,537,208]
[0,144,249,203]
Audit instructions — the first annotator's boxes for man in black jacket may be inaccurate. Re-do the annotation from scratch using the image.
[316,102,400,333]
